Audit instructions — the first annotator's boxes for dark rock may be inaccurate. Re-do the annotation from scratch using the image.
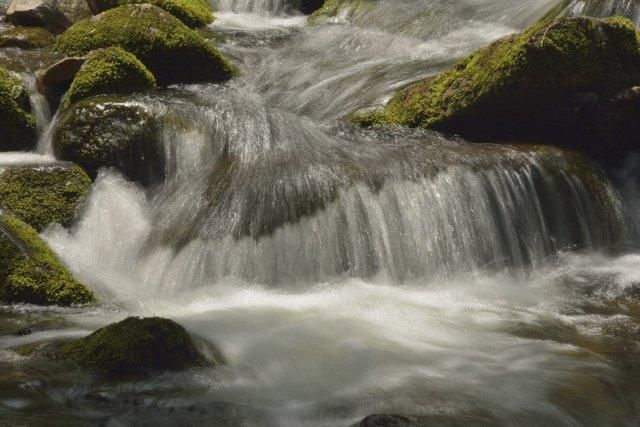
[5,0,92,34]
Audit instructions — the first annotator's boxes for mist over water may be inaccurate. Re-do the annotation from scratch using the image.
[3,0,640,425]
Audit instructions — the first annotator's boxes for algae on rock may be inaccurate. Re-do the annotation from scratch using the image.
[86,0,214,28]
[0,213,95,306]
[0,66,36,152]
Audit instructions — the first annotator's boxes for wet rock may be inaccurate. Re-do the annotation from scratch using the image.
[0,162,91,231]
[0,26,56,48]
[5,0,92,34]
[298,0,325,14]
[37,56,85,87]
[86,0,214,28]
[308,0,370,24]
[52,97,163,185]
[54,317,218,378]
[55,4,237,85]
[353,16,640,166]
[359,414,414,426]
[0,213,95,306]
[62,47,156,109]
[0,66,36,152]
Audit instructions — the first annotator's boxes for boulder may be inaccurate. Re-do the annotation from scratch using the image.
[0,66,36,152]
[86,0,214,28]
[62,47,156,108]
[55,4,237,85]
[308,0,370,24]
[298,0,324,14]
[54,317,218,378]
[37,56,86,87]
[353,16,640,166]
[0,26,56,48]
[5,0,92,34]
[52,97,163,185]
[0,213,95,306]
[0,162,91,231]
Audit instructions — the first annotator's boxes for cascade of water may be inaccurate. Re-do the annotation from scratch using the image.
[22,73,51,138]
[570,0,640,25]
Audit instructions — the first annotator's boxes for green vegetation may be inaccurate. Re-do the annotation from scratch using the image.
[55,4,237,84]
[308,0,370,24]
[0,163,91,231]
[0,66,36,151]
[55,317,210,377]
[0,27,56,48]
[88,0,214,28]
[0,213,95,306]
[63,47,156,109]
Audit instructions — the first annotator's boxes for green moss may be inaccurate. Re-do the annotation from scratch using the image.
[55,317,211,378]
[63,47,156,109]
[56,4,237,85]
[53,97,163,185]
[361,17,640,140]
[0,214,95,306]
[0,163,91,231]
[88,0,213,28]
[308,0,370,24]
[0,66,36,151]
[0,27,56,49]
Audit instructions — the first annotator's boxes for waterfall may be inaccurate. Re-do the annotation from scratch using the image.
[570,0,640,25]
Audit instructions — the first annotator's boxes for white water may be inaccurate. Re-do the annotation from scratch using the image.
[3,0,640,425]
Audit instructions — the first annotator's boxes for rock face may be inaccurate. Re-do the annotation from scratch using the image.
[0,26,56,48]
[63,47,156,109]
[0,213,95,306]
[55,317,216,378]
[55,4,237,85]
[0,66,36,152]
[355,16,640,165]
[0,162,91,231]
[53,97,163,185]
[86,0,214,28]
[5,0,92,34]
[297,0,324,14]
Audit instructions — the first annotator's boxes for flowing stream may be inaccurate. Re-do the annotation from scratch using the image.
[2,0,640,425]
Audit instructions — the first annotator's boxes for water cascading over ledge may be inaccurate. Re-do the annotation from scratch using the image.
[55,89,628,289]
[569,0,640,26]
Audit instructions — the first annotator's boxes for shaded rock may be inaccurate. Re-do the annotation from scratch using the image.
[359,414,414,427]
[0,162,91,231]
[86,0,214,28]
[0,213,95,306]
[0,26,56,48]
[54,317,216,378]
[355,16,640,166]
[55,4,237,85]
[37,56,86,87]
[52,97,163,185]
[0,66,36,152]
[5,0,92,34]
[62,47,155,109]
[297,0,324,14]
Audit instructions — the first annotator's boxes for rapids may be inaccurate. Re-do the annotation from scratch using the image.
[2,0,640,425]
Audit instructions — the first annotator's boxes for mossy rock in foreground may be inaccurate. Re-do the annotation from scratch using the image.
[87,0,213,28]
[55,317,216,378]
[0,213,95,306]
[63,47,156,109]
[0,26,56,49]
[357,16,640,163]
[0,162,91,231]
[0,66,36,152]
[55,4,237,85]
[53,97,163,186]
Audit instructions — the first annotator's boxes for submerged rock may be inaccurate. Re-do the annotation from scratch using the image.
[86,0,214,28]
[5,0,92,34]
[354,16,640,165]
[0,213,95,306]
[0,26,56,48]
[62,47,156,109]
[0,66,36,152]
[0,162,91,231]
[54,317,216,378]
[53,97,163,185]
[55,4,237,85]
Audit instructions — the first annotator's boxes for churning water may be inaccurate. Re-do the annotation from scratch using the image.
[3,0,640,425]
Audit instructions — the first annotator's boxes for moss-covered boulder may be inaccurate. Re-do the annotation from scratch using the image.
[55,317,214,378]
[0,213,94,306]
[53,97,163,185]
[357,16,640,164]
[308,0,370,24]
[0,26,56,49]
[0,162,91,231]
[55,4,236,85]
[62,47,156,109]
[86,0,213,28]
[0,66,36,151]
